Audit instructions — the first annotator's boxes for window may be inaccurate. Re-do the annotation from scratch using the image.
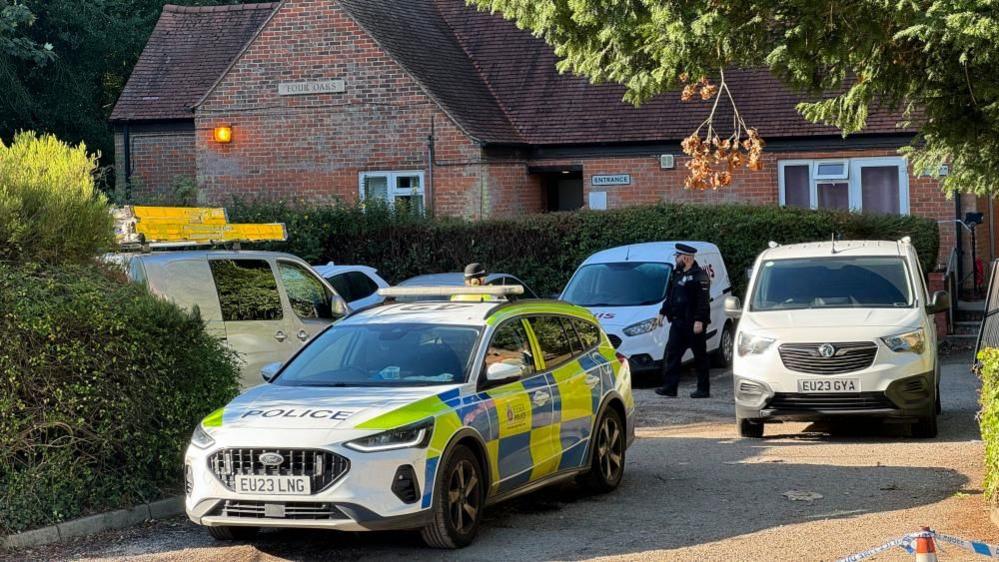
[209,259,283,321]
[274,323,481,386]
[572,318,602,351]
[562,262,673,307]
[529,316,574,368]
[359,171,425,213]
[779,158,909,214]
[484,320,535,379]
[278,261,336,320]
[326,271,379,303]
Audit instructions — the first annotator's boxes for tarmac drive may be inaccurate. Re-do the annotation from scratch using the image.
[8,351,997,561]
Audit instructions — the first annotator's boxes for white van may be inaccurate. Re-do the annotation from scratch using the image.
[116,250,349,389]
[725,238,949,438]
[561,242,734,375]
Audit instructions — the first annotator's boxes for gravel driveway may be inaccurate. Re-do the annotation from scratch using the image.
[7,352,996,561]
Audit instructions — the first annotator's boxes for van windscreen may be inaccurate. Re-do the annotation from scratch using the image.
[563,262,673,307]
[750,257,913,311]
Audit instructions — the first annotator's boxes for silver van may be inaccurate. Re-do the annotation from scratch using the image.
[116,250,348,388]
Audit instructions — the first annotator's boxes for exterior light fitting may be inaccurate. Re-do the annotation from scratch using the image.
[213,124,233,144]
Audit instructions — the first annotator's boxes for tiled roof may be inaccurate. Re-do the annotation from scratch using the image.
[115,0,909,145]
[110,3,278,122]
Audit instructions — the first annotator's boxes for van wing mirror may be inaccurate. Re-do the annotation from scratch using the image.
[330,294,349,317]
[724,296,742,319]
[261,361,282,382]
[485,362,524,384]
[927,290,950,315]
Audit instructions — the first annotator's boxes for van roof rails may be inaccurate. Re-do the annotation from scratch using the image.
[113,206,287,250]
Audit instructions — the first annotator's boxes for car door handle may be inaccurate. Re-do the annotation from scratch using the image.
[274,330,287,342]
[297,330,309,342]
[585,374,600,388]
[532,390,550,407]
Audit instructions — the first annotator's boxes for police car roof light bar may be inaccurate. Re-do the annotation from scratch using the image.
[378,286,524,299]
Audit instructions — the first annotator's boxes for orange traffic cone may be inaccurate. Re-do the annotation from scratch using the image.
[915,527,937,562]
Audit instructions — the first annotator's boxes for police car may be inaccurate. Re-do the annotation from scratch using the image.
[185,286,635,548]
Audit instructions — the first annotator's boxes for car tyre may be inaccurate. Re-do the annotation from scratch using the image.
[738,417,765,438]
[580,407,626,494]
[207,525,258,541]
[712,322,734,368]
[912,413,938,439]
[420,445,484,549]
[936,382,942,414]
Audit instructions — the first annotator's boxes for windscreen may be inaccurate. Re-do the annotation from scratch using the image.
[274,323,481,387]
[563,262,673,307]
[750,257,913,311]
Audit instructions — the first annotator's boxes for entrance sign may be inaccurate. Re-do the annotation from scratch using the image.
[591,174,631,186]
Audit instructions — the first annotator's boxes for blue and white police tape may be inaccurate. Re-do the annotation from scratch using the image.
[839,529,999,561]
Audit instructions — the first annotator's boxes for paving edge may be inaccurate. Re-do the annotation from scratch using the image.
[1,496,184,551]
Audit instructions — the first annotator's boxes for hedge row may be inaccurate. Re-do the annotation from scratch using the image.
[230,201,940,297]
[0,263,240,534]
[980,348,999,504]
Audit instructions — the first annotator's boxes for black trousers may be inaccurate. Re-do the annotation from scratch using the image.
[660,320,710,393]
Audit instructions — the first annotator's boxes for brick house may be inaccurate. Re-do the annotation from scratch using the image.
[110,0,993,277]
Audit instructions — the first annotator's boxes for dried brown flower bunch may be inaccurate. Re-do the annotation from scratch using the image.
[679,71,765,190]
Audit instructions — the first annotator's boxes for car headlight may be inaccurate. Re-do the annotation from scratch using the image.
[882,328,925,354]
[191,424,215,449]
[345,419,434,452]
[737,332,776,356]
[623,318,659,337]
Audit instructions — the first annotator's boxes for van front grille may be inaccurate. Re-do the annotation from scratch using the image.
[779,342,878,374]
[211,500,349,520]
[768,392,896,412]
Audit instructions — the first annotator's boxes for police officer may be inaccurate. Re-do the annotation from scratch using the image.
[655,243,712,398]
[452,263,494,302]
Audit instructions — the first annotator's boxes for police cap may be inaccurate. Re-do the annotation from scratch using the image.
[464,262,487,279]
[675,243,698,255]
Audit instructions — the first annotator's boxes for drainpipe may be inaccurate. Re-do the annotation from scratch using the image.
[122,122,132,202]
[427,116,435,215]
[956,195,964,288]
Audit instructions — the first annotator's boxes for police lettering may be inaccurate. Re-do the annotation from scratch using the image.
[241,408,355,420]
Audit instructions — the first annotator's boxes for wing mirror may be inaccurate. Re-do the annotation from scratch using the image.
[724,296,743,319]
[485,362,524,385]
[330,294,349,318]
[261,361,282,383]
[926,290,950,315]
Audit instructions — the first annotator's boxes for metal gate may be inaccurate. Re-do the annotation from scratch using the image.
[975,259,999,356]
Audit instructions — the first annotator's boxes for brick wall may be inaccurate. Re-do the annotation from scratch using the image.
[114,129,196,202]
[194,0,506,218]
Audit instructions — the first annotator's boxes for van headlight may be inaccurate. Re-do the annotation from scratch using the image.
[737,333,776,356]
[191,424,215,449]
[345,419,434,452]
[882,329,925,354]
[623,318,659,337]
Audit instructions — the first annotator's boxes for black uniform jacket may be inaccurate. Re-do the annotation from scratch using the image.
[660,262,711,326]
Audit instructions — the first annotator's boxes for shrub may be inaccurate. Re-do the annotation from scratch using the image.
[0,132,114,264]
[980,348,999,503]
[0,263,240,534]
[229,201,939,297]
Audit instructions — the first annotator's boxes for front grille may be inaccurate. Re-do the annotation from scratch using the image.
[779,342,878,374]
[211,500,349,520]
[208,448,349,494]
[768,392,896,412]
[608,335,622,349]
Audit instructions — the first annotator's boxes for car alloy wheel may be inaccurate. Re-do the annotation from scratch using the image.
[596,414,624,483]
[447,458,481,535]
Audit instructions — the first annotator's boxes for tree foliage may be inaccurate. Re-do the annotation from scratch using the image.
[468,0,999,195]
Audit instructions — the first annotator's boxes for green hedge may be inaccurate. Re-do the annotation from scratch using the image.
[230,201,939,297]
[980,348,999,503]
[0,263,240,534]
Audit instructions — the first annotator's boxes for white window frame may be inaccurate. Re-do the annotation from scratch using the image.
[778,157,910,215]
[358,171,426,211]
[812,159,849,180]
